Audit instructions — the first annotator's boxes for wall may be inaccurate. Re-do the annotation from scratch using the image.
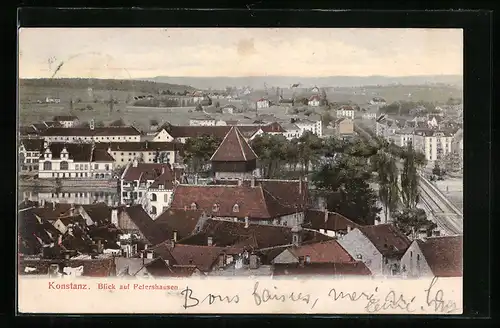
[214,171,255,181]
[44,135,141,143]
[272,249,299,264]
[337,228,383,276]
[147,189,173,219]
[152,130,175,142]
[110,150,177,168]
[400,241,433,278]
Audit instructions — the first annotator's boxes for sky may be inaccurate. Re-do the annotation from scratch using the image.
[18,28,463,79]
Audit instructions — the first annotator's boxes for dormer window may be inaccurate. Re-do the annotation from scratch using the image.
[212,203,219,212]
[158,184,164,190]
[232,204,239,213]
[190,202,198,210]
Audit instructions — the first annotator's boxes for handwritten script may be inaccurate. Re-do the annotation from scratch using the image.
[180,277,461,314]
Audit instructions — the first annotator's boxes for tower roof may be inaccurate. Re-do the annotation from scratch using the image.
[210,127,258,162]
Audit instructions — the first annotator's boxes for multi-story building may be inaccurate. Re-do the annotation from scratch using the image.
[53,115,80,128]
[412,129,454,163]
[334,118,354,140]
[19,139,44,173]
[256,98,270,109]
[336,106,355,120]
[294,119,323,137]
[390,129,414,147]
[120,161,185,219]
[189,118,217,126]
[282,123,302,140]
[94,141,183,168]
[38,143,115,179]
[40,126,142,143]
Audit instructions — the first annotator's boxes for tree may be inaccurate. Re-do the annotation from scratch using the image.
[432,163,444,177]
[373,152,400,223]
[393,208,437,239]
[313,155,381,225]
[86,105,94,111]
[251,134,289,178]
[95,120,105,128]
[297,131,323,175]
[195,103,203,112]
[400,143,420,209]
[215,101,220,108]
[321,112,334,127]
[183,135,222,173]
[109,118,126,127]
[150,118,159,127]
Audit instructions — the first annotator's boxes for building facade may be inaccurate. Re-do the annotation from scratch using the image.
[40,126,142,143]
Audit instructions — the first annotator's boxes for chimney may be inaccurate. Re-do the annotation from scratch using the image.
[194,174,198,185]
[249,253,260,269]
[161,166,165,175]
[132,159,138,167]
[57,234,62,246]
[64,253,71,260]
[305,255,311,264]
[111,209,118,227]
[97,239,103,253]
[69,207,75,217]
[251,176,255,188]
[291,225,302,247]
[52,202,56,211]
[298,177,302,194]
[173,230,178,242]
[146,251,154,259]
[347,225,352,233]
[207,236,213,246]
[170,238,175,248]
[324,208,328,223]
[40,199,45,208]
[237,178,243,186]
[298,256,305,267]
[244,217,249,228]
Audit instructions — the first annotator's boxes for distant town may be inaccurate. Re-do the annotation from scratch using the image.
[18,79,463,279]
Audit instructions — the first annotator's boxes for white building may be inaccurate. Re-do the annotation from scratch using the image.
[294,119,323,137]
[308,95,321,107]
[362,112,378,120]
[120,161,184,219]
[369,97,387,106]
[38,143,115,179]
[256,98,270,109]
[19,139,44,173]
[412,129,454,163]
[189,118,217,126]
[40,126,142,143]
[336,107,355,120]
[52,116,79,128]
[390,130,414,147]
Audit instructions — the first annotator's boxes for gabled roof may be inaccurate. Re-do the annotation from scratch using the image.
[121,205,169,245]
[149,242,239,272]
[20,139,45,151]
[273,262,371,277]
[417,235,463,277]
[94,141,184,152]
[304,209,360,232]
[122,163,172,181]
[154,209,204,241]
[53,115,79,121]
[81,203,112,226]
[285,239,356,264]
[309,95,321,101]
[358,224,411,258]
[177,219,332,250]
[41,126,141,137]
[18,208,62,255]
[210,127,258,162]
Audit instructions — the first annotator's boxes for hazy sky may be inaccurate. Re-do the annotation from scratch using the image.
[18,28,463,79]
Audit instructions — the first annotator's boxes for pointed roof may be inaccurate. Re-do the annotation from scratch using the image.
[210,127,258,162]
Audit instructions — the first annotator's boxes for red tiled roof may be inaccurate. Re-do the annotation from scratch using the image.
[122,163,172,181]
[122,205,169,245]
[154,209,204,241]
[43,143,93,162]
[92,148,115,162]
[273,262,371,276]
[81,203,112,225]
[210,127,258,162]
[287,239,356,264]
[261,122,286,133]
[149,242,240,272]
[177,219,333,250]
[417,235,463,277]
[41,126,141,137]
[94,141,184,152]
[18,209,62,255]
[304,210,360,232]
[358,224,411,258]
[21,139,45,151]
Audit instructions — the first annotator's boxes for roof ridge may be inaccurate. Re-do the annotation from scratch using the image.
[234,127,247,161]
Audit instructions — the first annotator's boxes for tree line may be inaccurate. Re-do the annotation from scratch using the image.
[178,131,435,237]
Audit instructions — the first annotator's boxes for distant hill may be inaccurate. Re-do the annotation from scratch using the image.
[141,75,463,90]
[20,78,197,94]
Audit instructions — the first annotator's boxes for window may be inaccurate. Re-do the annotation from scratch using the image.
[84,165,88,170]
[60,161,68,170]
[164,194,168,202]
[158,184,164,190]
[151,193,157,201]
[122,192,128,197]
[105,164,110,171]
[212,203,219,212]
[232,204,239,212]
[150,206,157,215]
[384,258,389,265]
[356,254,362,260]
[190,202,197,210]
[94,164,99,170]
[43,161,52,170]
[139,192,142,197]
[410,251,413,258]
